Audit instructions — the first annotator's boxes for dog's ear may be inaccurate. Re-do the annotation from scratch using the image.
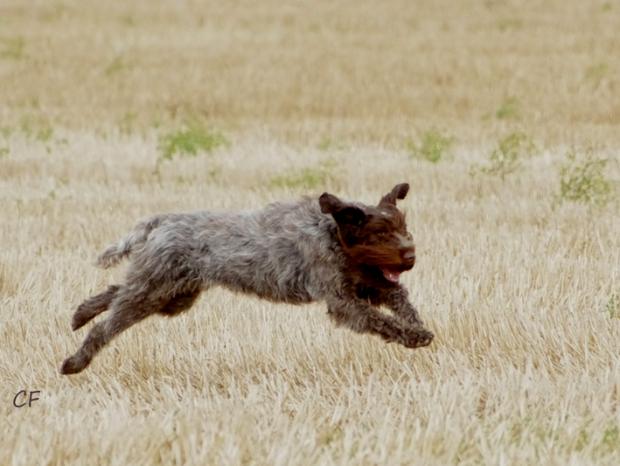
[379,183,409,206]
[319,193,342,214]
[319,193,367,227]
[332,206,367,227]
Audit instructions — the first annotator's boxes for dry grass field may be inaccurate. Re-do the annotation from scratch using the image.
[1,1,620,465]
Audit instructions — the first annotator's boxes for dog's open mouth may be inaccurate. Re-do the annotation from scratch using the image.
[380,267,402,283]
[379,262,414,283]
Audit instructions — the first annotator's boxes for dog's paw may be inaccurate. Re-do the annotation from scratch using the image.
[401,327,434,348]
[60,355,87,375]
[71,314,87,331]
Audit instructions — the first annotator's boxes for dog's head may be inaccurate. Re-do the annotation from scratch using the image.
[319,183,416,284]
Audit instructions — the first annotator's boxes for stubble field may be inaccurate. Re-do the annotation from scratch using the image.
[1,1,619,465]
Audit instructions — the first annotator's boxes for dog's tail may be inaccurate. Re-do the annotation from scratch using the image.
[96,216,164,269]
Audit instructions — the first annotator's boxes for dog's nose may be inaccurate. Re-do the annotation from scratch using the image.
[403,250,416,261]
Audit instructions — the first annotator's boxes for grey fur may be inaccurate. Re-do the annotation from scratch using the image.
[61,192,433,375]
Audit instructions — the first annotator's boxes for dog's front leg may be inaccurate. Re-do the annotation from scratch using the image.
[326,295,433,348]
[378,285,426,327]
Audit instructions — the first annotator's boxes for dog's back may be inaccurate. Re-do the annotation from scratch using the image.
[126,197,343,304]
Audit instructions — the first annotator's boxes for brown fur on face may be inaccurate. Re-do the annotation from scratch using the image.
[319,183,416,285]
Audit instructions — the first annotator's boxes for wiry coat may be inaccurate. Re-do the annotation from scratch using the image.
[61,184,434,375]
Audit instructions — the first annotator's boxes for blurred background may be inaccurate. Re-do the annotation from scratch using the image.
[1,0,619,146]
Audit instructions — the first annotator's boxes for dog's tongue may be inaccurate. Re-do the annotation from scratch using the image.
[381,268,401,283]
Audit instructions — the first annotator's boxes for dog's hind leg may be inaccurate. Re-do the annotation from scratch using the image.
[71,285,120,331]
[60,286,163,375]
[159,290,202,317]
